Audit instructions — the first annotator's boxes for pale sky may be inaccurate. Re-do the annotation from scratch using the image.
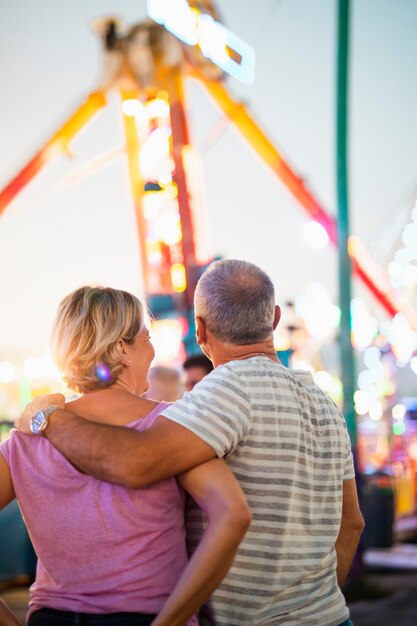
[0,0,417,361]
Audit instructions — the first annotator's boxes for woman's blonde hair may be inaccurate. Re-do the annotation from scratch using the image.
[51,286,145,393]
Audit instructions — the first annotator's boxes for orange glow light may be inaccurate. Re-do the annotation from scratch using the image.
[171,263,187,292]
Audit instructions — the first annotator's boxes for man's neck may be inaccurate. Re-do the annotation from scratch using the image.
[211,340,280,368]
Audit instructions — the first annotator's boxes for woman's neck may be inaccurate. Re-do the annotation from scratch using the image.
[108,376,142,396]
[68,387,159,426]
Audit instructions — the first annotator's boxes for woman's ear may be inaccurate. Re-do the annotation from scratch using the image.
[118,339,131,366]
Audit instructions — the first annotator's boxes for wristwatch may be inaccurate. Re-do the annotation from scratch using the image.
[30,405,62,435]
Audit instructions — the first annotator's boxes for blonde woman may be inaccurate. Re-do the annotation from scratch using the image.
[0,287,251,626]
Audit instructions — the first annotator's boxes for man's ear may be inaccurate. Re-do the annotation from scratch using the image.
[273,305,281,330]
[195,316,207,346]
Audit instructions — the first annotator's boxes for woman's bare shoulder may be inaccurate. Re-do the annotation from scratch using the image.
[66,390,160,426]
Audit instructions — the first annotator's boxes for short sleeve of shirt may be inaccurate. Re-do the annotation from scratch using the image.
[162,363,251,458]
[343,440,355,481]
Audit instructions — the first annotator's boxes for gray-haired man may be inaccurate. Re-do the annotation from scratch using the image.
[18,259,363,626]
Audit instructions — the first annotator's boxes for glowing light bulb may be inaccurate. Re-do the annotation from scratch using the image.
[145,98,170,119]
[354,390,370,416]
[392,403,406,421]
[171,264,187,292]
[295,283,340,341]
[393,421,406,436]
[121,99,145,117]
[369,401,383,421]
[408,440,417,461]
[389,314,417,364]
[314,370,333,392]
[0,361,16,383]
[351,298,378,351]
[302,221,329,249]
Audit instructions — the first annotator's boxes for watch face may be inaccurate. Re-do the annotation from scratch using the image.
[30,410,47,435]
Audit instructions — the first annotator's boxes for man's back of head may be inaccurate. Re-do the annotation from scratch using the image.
[194,259,276,346]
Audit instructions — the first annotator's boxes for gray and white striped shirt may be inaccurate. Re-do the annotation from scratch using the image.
[163,356,354,626]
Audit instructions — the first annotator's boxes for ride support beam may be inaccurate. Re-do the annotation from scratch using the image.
[120,90,150,292]
[0,92,107,216]
[164,67,198,309]
[193,70,338,244]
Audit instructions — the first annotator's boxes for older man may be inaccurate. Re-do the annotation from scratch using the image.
[18,259,363,626]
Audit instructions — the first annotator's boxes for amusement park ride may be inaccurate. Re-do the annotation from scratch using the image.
[0,0,416,353]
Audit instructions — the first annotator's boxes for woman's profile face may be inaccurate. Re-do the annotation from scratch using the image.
[127,326,155,394]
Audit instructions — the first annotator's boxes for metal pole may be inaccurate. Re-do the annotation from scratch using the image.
[337,0,357,448]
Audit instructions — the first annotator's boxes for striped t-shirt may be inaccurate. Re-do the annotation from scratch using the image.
[163,356,354,626]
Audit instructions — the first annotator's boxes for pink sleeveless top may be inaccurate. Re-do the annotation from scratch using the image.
[1,402,198,624]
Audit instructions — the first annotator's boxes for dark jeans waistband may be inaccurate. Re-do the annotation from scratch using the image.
[28,607,157,626]
[338,620,354,626]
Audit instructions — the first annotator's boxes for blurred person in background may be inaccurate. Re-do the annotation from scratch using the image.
[145,366,182,402]
[182,354,213,392]
[0,286,250,626]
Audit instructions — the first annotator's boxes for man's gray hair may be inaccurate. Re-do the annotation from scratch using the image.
[194,259,276,345]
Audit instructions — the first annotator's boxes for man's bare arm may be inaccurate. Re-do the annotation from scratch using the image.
[335,477,365,586]
[17,400,216,488]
